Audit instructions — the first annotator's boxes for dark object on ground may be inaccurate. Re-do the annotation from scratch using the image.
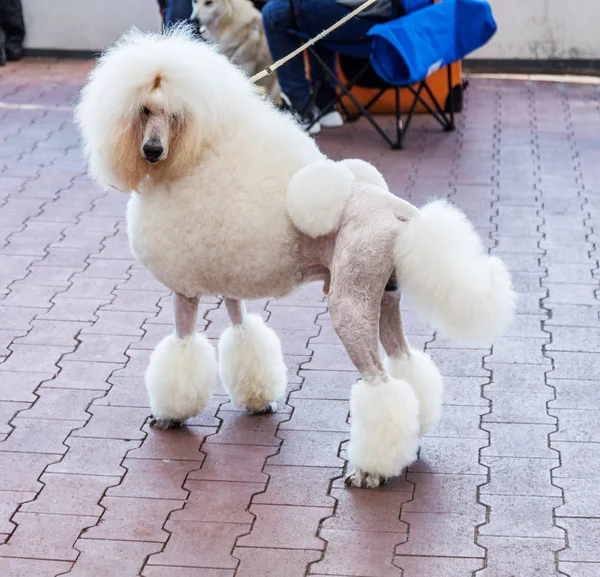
[0,0,26,63]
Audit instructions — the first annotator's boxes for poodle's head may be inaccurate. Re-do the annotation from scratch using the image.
[75,25,255,192]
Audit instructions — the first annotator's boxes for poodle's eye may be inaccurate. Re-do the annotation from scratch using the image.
[142,106,151,116]
[204,0,213,5]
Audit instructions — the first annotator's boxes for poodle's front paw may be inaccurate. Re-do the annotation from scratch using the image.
[149,417,184,430]
[249,401,278,415]
[345,469,386,489]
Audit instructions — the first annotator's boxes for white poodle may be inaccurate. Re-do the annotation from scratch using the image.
[75,27,515,488]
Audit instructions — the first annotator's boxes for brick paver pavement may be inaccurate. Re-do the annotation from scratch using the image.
[1,59,599,577]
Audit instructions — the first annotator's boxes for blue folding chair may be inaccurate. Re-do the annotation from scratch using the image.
[294,0,497,149]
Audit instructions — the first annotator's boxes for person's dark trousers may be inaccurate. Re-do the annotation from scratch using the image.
[0,0,26,64]
[262,0,386,115]
[165,0,193,26]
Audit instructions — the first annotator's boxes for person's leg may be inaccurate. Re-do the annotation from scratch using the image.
[297,0,384,116]
[0,0,25,61]
[165,0,193,27]
[262,0,312,114]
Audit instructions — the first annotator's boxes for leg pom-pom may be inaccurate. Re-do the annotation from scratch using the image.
[346,376,420,488]
[386,349,443,436]
[218,314,287,413]
[146,332,217,428]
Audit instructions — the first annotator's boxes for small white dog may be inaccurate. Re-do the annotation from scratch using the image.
[191,0,280,102]
[76,28,515,488]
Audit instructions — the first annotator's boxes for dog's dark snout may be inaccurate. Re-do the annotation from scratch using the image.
[143,141,164,163]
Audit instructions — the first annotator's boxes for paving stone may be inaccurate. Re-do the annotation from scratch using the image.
[280,399,349,432]
[18,387,103,421]
[544,304,600,328]
[268,430,347,468]
[66,333,138,363]
[187,443,273,483]
[394,556,483,577]
[0,491,36,533]
[1,512,96,560]
[559,518,600,562]
[48,437,139,477]
[546,326,600,353]
[174,480,262,524]
[404,473,487,519]
[482,392,555,424]
[551,408,600,442]
[425,405,488,438]
[254,465,338,507]
[265,306,326,330]
[20,472,116,517]
[556,477,600,518]
[488,337,550,364]
[37,297,110,322]
[484,363,550,393]
[206,411,287,446]
[560,562,600,577]
[83,496,182,542]
[323,487,409,532]
[315,529,403,576]
[42,360,122,390]
[395,512,484,557]
[238,504,331,549]
[1,417,83,454]
[0,343,72,374]
[144,568,234,577]
[552,441,600,479]
[481,456,560,497]
[479,494,564,538]
[0,558,73,577]
[66,539,163,577]
[410,437,487,475]
[482,423,556,458]
[292,370,357,400]
[129,424,213,461]
[235,548,322,577]
[149,520,249,569]
[307,344,355,371]
[427,349,489,377]
[107,459,200,500]
[478,536,564,577]
[549,379,600,410]
[549,351,600,379]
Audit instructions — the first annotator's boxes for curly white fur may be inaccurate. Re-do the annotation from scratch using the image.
[339,158,389,190]
[348,376,420,479]
[385,349,443,436]
[218,313,287,413]
[395,199,516,344]
[287,160,356,238]
[145,332,217,421]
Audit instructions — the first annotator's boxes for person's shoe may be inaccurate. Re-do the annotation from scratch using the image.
[318,109,344,128]
[5,46,23,62]
[280,92,321,135]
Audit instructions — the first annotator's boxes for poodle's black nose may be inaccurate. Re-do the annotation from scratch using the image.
[143,141,163,163]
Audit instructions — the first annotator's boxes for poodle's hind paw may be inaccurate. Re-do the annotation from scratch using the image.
[345,469,386,489]
[149,416,185,430]
[249,401,277,415]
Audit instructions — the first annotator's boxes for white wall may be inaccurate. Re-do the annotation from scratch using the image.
[22,0,163,51]
[22,0,600,59]
[473,0,599,59]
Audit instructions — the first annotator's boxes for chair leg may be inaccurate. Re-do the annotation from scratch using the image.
[393,87,403,150]
[309,50,396,149]
[447,64,456,130]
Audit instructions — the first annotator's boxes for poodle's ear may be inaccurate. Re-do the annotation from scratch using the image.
[100,116,147,193]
